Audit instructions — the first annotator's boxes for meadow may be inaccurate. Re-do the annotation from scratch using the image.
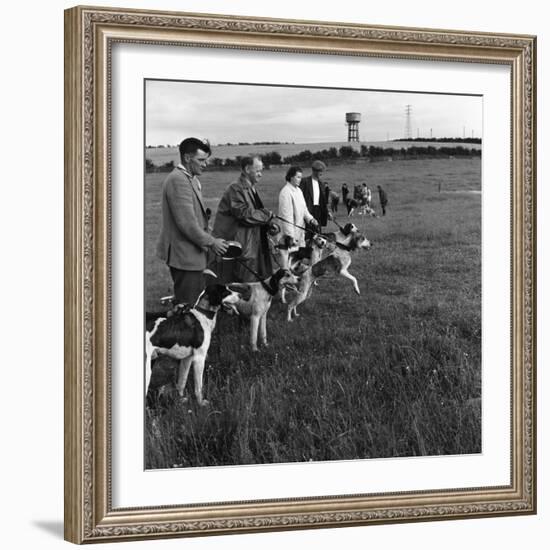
[145,156,482,469]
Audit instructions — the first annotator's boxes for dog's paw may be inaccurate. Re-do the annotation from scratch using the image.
[197,399,210,407]
[354,288,361,295]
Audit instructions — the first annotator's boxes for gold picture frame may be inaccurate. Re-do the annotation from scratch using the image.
[64,5,536,544]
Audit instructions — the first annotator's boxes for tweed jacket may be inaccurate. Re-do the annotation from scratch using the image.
[156,166,215,271]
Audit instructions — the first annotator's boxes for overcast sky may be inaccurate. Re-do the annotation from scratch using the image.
[146,79,482,146]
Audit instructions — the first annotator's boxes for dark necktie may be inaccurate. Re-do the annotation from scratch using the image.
[251,187,264,209]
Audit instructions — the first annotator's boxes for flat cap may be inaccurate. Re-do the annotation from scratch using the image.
[311,160,327,171]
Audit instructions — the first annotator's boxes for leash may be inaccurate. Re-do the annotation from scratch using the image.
[267,236,284,269]
[275,215,322,236]
[335,241,353,252]
[276,213,347,238]
[233,256,278,296]
[329,216,346,232]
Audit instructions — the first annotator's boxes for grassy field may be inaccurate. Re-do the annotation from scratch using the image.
[145,157,481,469]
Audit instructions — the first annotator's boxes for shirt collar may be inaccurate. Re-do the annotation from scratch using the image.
[177,164,201,190]
[177,163,192,178]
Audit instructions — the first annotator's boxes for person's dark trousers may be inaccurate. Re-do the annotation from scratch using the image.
[310,205,324,226]
[169,267,205,305]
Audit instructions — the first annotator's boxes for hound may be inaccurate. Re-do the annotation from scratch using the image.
[288,233,327,271]
[286,232,371,321]
[323,222,358,244]
[145,284,241,406]
[273,234,300,270]
[359,204,377,217]
[229,268,299,351]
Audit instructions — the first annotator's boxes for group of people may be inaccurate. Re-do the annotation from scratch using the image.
[156,137,375,306]
[341,182,388,216]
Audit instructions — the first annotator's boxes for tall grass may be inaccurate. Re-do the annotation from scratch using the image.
[145,157,481,468]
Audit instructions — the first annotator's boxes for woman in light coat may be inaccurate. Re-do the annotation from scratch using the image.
[278,166,318,247]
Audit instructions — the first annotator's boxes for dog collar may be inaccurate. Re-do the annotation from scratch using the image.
[335,242,353,251]
[262,279,278,296]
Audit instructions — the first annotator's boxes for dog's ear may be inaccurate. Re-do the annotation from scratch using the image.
[203,284,227,306]
[228,283,251,301]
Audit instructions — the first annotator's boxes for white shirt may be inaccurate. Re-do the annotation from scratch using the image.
[312,177,320,206]
[278,183,314,247]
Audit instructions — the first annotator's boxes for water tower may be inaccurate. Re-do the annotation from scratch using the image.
[345,112,361,142]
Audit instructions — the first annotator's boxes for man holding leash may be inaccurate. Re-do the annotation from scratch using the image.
[156,137,228,305]
[212,155,277,283]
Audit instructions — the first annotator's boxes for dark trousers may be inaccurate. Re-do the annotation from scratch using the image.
[310,205,325,227]
[169,267,205,305]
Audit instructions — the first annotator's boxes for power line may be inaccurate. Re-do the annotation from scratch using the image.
[404,105,412,140]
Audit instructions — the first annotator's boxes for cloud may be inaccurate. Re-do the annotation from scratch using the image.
[146,80,482,145]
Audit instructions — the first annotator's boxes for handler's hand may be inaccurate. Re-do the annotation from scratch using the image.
[211,238,229,256]
[310,218,320,227]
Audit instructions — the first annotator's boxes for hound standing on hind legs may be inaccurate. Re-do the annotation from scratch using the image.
[286,230,371,321]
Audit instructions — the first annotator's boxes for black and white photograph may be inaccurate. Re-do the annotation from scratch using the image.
[144,79,483,470]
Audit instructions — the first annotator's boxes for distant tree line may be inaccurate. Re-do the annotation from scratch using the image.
[219,141,294,146]
[393,137,482,144]
[281,144,481,165]
[145,144,481,173]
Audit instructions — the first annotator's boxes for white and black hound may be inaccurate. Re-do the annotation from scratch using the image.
[145,284,241,407]
[286,230,371,321]
[273,234,300,270]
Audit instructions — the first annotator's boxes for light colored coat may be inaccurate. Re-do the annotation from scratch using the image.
[156,167,214,270]
[278,183,314,247]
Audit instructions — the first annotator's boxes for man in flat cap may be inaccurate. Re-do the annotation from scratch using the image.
[300,160,330,230]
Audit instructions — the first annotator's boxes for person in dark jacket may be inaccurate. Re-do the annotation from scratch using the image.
[377,184,388,216]
[299,160,330,229]
[212,156,276,283]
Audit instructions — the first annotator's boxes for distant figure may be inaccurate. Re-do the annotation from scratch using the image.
[361,183,372,207]
[377,185,388,216]
[341,183,350,204]
[328,190,340,213]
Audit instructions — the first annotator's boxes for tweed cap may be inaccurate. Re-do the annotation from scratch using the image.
[311,160,327,171]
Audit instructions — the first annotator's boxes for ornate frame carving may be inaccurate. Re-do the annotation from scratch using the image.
[64,5,536,544]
